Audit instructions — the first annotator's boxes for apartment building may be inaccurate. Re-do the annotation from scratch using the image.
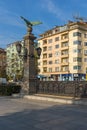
[37,20,87,81]
[0,48,6,78]
[6,41,24,81]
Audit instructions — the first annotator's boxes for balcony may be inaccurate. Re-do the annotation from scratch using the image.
[61,50,69,58]
[61,62,69,66]
[61,54,69,58]
[61,46,69,50]
[61,34,69,42]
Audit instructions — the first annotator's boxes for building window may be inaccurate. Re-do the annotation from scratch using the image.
[43,54,47,58]
[84,42,87,46]
[43,47,47,51]
[55,59,59,64]
[73,57,82,62]
[48,61,52,64]
[73,40,81,45]
[84,58,87,62]
[73,66,81,70]
[43,67,47,72]
[55,37,59,41]
[48,39,52,43]
[43,40,47,45]
[73,32,81,37]
[48,68,52,72]
[61,50,68,55]
[62,42,68,47]
[61,34,68,40]
[73,49,81,53]
[84,34,87,38]
[84,50,87,55]
[48,53,52,57]
[43,60,47,65]
[62,66,69,71]
[55,29,59,33]
[55,44,59,48]
[55,67,59,72]
[48,46,52,50]
[55,51,59,56]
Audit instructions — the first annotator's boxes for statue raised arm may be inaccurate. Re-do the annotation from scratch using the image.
[20,16,42,28]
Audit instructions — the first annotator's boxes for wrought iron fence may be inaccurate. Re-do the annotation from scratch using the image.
[36,81,87,97]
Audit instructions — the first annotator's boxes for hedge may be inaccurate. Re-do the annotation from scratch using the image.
[0,84,21,96]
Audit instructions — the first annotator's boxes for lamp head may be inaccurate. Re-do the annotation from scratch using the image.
[16,43,22,54]
[36,47,42,57]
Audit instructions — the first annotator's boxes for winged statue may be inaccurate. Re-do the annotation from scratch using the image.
[20,16,42,28]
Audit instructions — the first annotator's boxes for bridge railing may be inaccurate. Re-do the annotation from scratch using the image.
[36,81,87,97]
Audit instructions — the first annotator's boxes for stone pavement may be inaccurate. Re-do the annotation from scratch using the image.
[0,97,87,130]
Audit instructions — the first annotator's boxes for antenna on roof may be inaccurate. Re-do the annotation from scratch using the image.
[73,13,87,22]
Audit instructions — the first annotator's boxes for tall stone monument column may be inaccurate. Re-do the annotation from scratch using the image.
[22,27,37,94]
[18,16,42,95]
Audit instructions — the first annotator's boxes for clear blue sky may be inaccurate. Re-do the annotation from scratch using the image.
[0,0,87,48]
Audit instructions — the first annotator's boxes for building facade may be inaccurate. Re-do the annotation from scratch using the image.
[37,20,87,81]
[0,48,6,78]
[6,41,24,81]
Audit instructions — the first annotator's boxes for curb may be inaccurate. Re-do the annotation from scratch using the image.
[24,95,87,105]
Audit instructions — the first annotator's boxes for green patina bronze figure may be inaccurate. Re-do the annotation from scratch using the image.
[20,16,42,28]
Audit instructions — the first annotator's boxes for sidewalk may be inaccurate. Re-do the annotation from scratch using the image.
[23,94,87,105]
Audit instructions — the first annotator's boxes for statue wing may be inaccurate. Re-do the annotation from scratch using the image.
[20,16,42,27]
[31,21,42,26]
[20,16,32,27]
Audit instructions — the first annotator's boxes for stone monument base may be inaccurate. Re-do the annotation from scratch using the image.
[20,78,37,95]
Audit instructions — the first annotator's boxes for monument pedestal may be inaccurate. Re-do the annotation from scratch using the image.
[21,27,37,95]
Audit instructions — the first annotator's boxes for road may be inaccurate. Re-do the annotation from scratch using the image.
[0,97,87,130]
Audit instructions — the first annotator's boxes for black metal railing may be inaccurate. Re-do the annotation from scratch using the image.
[36,81,87,97]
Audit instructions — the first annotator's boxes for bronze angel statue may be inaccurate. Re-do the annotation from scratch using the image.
[20,16,42,28]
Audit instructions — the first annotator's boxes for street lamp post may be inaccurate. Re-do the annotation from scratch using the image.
[16,42,41,59]
[16,27,42,95]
